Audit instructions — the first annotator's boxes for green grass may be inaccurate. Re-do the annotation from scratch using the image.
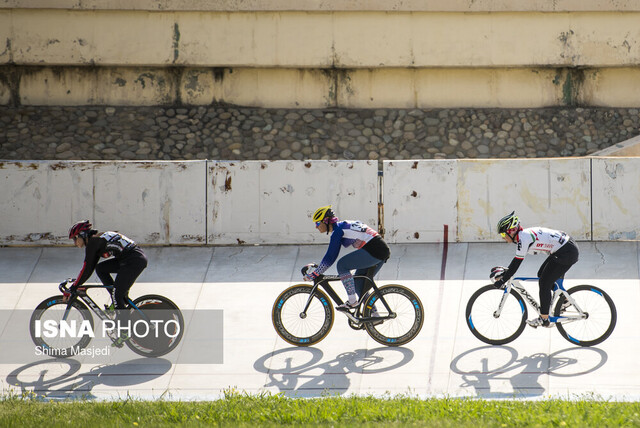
[1,390,639,427]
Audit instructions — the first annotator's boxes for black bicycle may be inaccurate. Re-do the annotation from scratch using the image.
[30,279,184,358]
[272,265,424,347]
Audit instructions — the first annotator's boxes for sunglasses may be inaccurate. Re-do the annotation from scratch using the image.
[315,221,322,227]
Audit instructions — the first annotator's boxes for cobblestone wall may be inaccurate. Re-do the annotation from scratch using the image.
[1,106,639,161]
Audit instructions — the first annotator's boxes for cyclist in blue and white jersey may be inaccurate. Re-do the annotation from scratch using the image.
[304,205,390,311]
[492,211,579,328]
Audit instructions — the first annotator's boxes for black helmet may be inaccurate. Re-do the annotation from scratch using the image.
[497,211,520,235]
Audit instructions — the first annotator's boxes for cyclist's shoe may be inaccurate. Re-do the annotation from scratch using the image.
[104,303,116,320]
[111,334,130,348]
[336,301,359,312]
[526,316,553,329]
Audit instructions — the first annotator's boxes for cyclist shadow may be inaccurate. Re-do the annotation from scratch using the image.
[449,345,609,399]
[254,346,415,397]
[6,358,172,401]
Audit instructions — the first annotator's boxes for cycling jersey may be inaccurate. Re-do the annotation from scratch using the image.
[73,231,139,288]
[314,220,390,276]
[514,227,570,259]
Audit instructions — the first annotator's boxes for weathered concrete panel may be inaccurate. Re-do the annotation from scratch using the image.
[0,161,93,245]
[92,161,206,245]
[592,158,640,241]
[9,10,175,66]
[20,67,177,106]
[580,68,640,107]
[383,160,457,243]
[457,159,591,242]
[208,160,378,245]
[214,68,334,108]
[5,10,640,68]
[176,12,334,68]
[5,0,640,12]
[341,68,564,109]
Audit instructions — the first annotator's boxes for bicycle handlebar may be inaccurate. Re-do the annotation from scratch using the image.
[300,263,342,282]
[58,278,75,294]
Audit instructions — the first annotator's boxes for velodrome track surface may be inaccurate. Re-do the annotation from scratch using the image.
[1,242,638,401]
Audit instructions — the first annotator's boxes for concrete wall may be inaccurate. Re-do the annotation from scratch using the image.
[1,158,638,246]
[2,2,640,107]
[207,160,378,245]
[0,160,206,246]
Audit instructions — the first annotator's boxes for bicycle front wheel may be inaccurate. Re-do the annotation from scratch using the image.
[363,285,424,347]
[466,285,527,345]
[272,284,334,346]
[553,285,617,347]
[29,296,94,357]
[126,295,184,358]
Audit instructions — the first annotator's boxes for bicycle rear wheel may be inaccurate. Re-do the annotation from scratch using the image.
[29,296,94,357]
[126,295,184,357]
[553,285,616,347]
[466,285,527,345]
[363,285,424,346]
[272,284,334,346]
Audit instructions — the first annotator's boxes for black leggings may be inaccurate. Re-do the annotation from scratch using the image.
[95,248,147,309]
[537,239,579,316]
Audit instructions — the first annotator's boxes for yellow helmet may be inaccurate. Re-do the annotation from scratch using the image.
[312,205,335,223]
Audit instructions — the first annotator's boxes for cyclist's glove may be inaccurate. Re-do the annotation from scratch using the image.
[303,271,319,282]
[63,285,77,300]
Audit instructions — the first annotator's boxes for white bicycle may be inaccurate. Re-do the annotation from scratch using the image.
[466,277,616,347]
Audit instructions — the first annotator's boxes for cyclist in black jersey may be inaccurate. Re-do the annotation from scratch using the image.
[65,220,148,346]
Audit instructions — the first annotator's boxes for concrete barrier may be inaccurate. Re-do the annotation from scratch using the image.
[0,160,206,246]
[208,160,379,245]
[0,158,637,245]
[592,157,640,241]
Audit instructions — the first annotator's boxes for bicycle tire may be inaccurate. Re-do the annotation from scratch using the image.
[272,284,334,346]
[125,294,184,357]
[466,284,527,345]
[553,285,617,347]
[29,296,94,357]
[363,284,424,347]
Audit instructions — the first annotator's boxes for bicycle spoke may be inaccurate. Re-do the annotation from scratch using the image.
[272,285,334,346]
[466,286,527,345]
[555,286,616,346]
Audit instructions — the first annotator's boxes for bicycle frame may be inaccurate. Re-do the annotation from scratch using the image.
[303,274,395,326]
[58,281,147,324]
[499,277,587,324]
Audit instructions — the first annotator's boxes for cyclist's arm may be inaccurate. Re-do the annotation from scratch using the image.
[72,237,105,288]
[500,256,524,283]
[313,227,344,276]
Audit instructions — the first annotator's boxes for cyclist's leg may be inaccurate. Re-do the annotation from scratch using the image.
[354,260,385,299]
[96,258,119,287]
[113,251,148,309]
[337,250,383,303]
[538,259,575,316]
[538,239,579,316]
[112,251,147,342]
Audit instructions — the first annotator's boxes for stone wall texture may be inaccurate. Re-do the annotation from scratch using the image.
[1,106,639,161]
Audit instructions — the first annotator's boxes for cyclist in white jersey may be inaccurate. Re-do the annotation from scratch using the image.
[492,211,579,328]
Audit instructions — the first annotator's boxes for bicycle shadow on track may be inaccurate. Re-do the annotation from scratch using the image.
[6,358,172,401]
[254,346,415,397]
[449,345,608,399]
